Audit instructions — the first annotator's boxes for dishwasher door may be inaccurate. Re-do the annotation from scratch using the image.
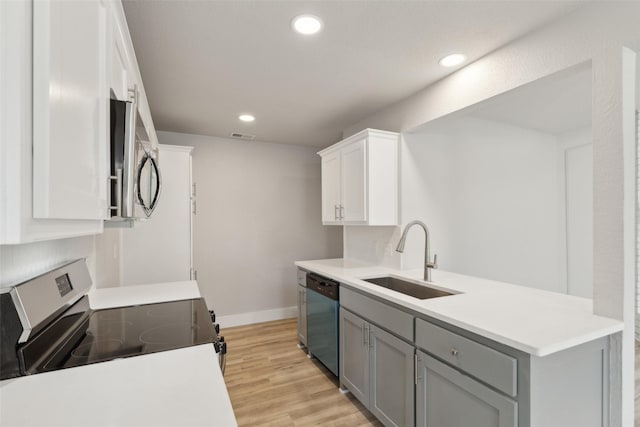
[306,274,339,376]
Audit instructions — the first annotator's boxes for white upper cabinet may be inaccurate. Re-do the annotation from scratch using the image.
[0,0,158,244]
[0,0,104,244]
[32,0,109,221]
[318,129,398,226]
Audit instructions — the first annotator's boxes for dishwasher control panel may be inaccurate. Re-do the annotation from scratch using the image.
[306,273,339,301]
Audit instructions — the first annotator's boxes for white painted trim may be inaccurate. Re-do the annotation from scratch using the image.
[217,305,297,328]
[636,109,640,341]
[557,134,592,296]
[157,144,194,153]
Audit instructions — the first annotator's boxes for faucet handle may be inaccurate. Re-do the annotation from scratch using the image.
[427,254,438,270]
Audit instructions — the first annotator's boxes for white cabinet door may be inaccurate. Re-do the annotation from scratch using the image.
[341,138,367,223]
[109,7,130,101]
[32,0,108,220]
[0,0,103,244]
[321,150,342,224]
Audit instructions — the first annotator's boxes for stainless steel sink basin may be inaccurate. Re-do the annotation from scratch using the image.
[363,276,453,300]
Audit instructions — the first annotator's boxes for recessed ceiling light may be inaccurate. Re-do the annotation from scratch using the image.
[439,53,466,67]
[238,114,255,122]
[292,14,323,35]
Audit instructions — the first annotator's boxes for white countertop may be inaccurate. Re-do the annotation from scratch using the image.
[0,345,237,427]
[89,280,202,309]
[295,258,623,357]
[1,281,237,427]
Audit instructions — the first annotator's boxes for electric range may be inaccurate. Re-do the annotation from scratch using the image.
[0,259,226,380]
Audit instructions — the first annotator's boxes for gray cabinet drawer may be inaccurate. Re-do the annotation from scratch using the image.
[297,269,307,286]
[415,319,517,397]
[341,287,413,341]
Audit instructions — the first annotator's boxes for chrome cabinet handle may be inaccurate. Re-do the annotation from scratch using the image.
[361,323,366,345]
[334,204,339,220]
[450,348,459,357]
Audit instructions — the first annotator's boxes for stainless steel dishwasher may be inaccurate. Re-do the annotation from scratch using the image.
[306,273,339,376]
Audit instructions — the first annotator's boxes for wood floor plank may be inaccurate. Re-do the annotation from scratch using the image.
[223,318,383,427]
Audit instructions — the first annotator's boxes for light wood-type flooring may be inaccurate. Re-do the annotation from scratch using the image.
[223,318,382,427]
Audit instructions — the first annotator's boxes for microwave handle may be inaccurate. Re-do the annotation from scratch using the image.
[137,154,162,217]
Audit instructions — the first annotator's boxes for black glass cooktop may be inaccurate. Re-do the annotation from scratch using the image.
[21,297,216,375]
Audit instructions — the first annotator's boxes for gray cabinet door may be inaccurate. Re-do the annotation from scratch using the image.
[369,325,415,427]
[297,285,307,346]
[416,351,517,427]
[339,308,369,403]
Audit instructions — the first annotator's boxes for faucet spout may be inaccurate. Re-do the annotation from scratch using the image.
[395,220,438,282]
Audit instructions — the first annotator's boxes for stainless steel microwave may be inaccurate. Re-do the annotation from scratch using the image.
[108,95,161,223]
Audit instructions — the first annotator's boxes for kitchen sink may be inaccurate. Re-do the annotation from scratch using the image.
[362,276,453,300]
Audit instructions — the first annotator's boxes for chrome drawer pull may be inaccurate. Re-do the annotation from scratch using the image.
[450,348,459,357]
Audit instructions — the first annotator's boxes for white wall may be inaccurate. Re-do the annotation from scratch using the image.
[121,145,193,286]
[93,228,122,288]
[157,131,342,325]
[402,117,563,292]
[341,4,638,424]
[343,226,401,268]
[0,236,96,288]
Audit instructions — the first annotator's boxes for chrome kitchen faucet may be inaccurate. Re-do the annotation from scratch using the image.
[396,220,438,282]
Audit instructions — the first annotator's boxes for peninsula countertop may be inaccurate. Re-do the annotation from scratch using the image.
[295,258,623,357]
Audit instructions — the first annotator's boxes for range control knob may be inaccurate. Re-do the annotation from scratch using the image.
[213,323,220,334]
[220,341,227,355]
[218,335,225,343]
[208,310,216,323]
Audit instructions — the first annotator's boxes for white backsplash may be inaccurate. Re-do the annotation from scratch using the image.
[343,226,401,269]
[0,236,96,288]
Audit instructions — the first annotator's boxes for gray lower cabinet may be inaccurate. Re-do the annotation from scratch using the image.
[340,307,414,427]
[297,269,307,347]
[297,284,307,346]
[416,350,517,427]
[336,284,609,427]
[340,308,369,402]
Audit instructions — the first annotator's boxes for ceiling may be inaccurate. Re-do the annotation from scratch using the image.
[122,1,584,148]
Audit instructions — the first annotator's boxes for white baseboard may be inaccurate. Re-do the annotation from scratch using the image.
[217,305,297,328]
